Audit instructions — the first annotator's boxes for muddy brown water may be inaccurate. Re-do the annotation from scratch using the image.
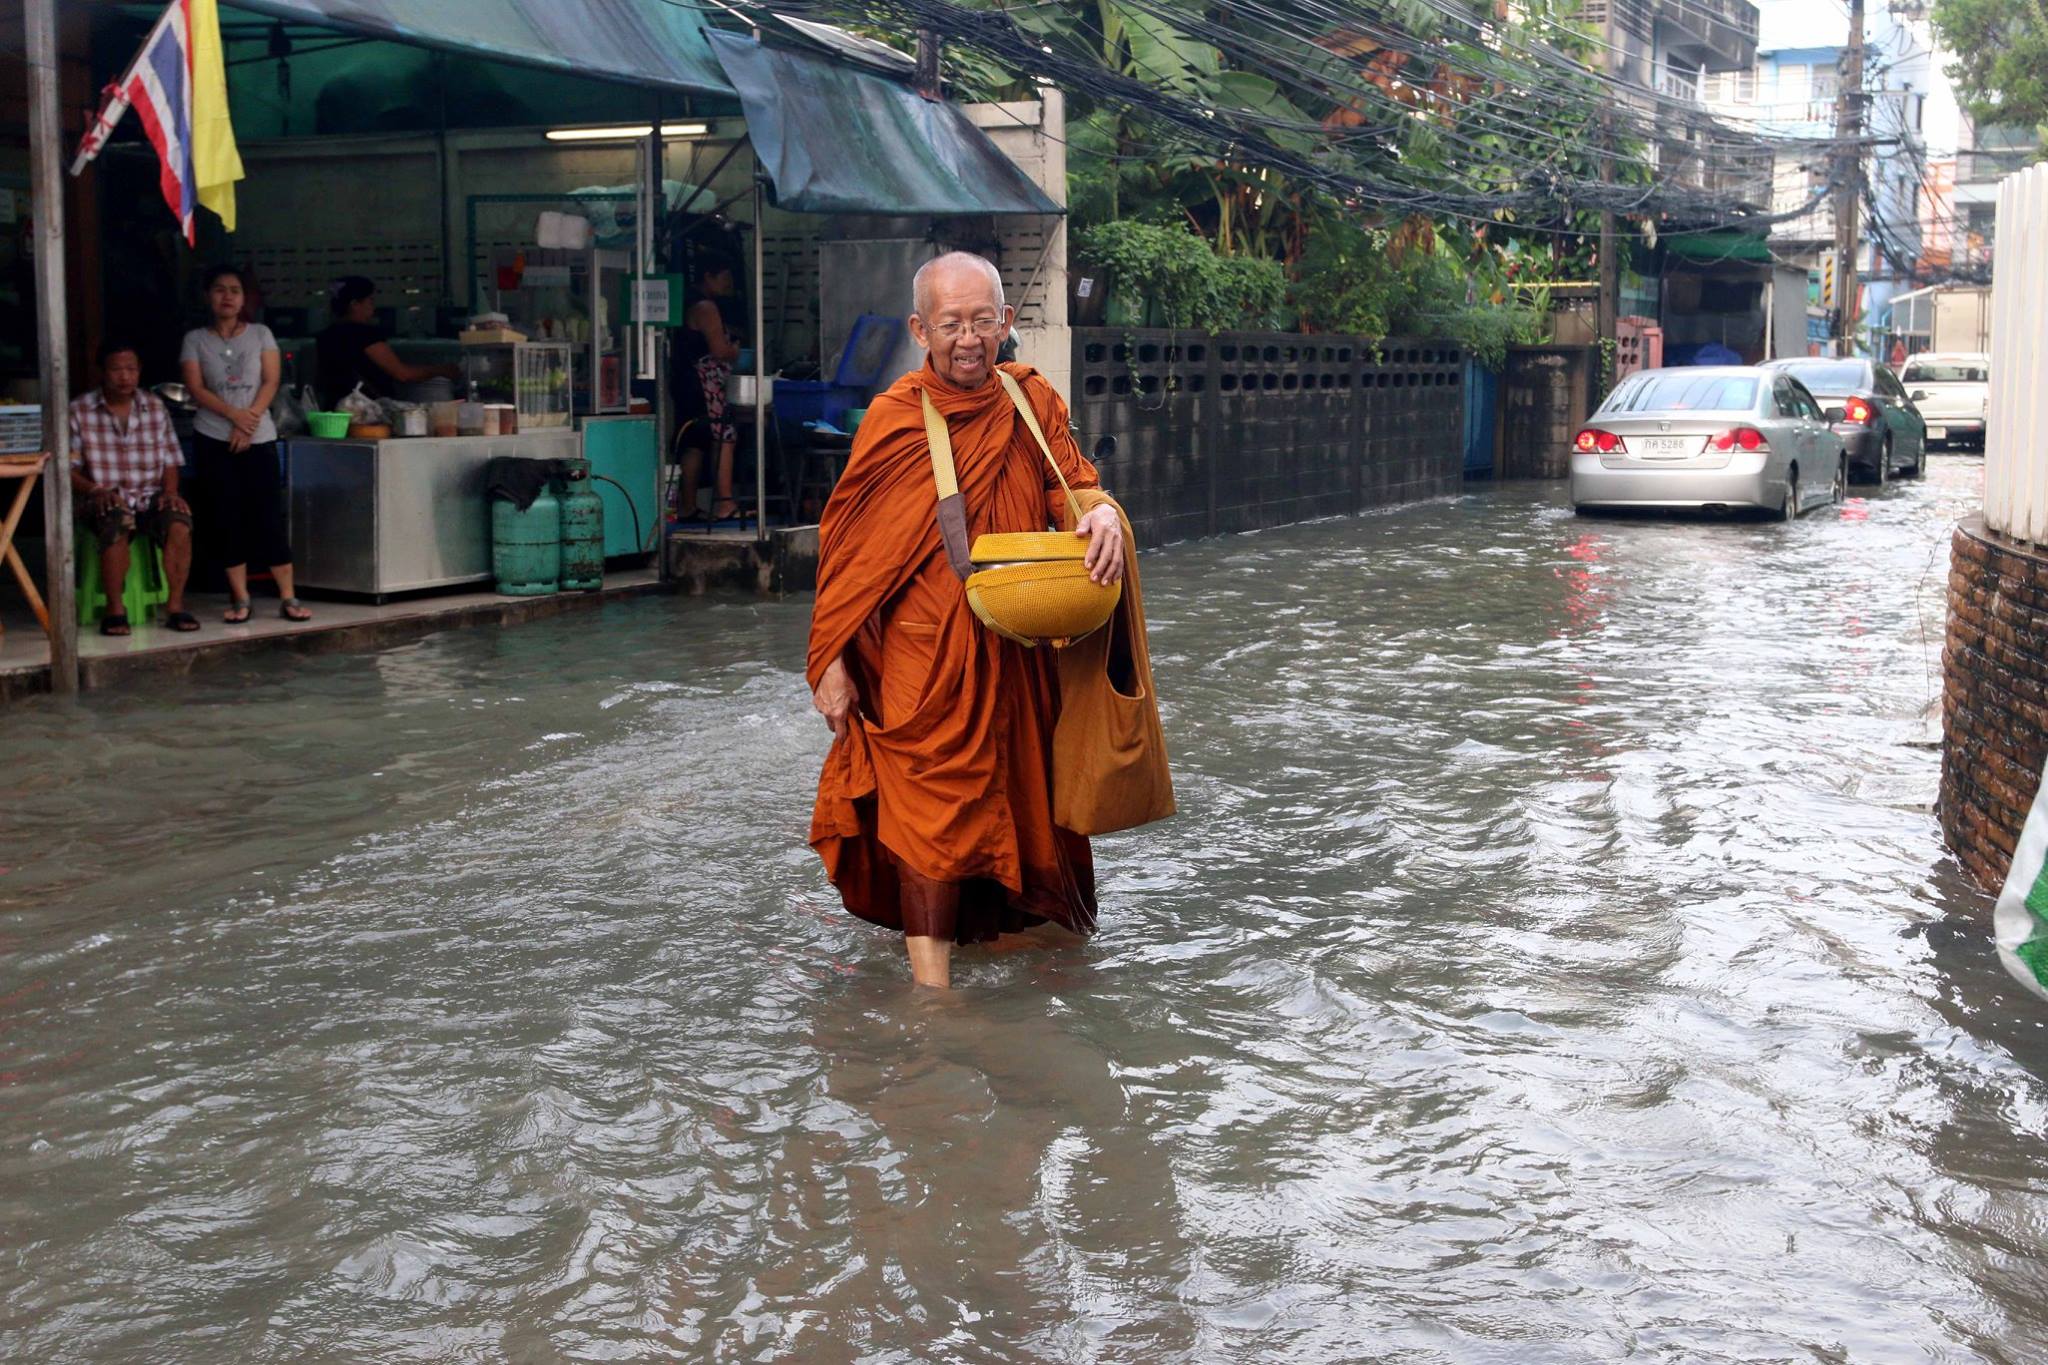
[4,458,2045,1362]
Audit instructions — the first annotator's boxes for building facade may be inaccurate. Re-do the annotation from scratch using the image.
[1580,0,1767,201]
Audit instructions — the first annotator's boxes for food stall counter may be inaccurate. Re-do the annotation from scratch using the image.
[287,430,581,599]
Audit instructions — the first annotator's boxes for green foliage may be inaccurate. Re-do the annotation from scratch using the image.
[1933,0,2048,138]
[1288,217,1544,366]
[960,0,1625,354]
[1074,221,1288,332]
[1214,254,1289,330]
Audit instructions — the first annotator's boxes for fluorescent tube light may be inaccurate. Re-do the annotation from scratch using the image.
[545,123,711,142]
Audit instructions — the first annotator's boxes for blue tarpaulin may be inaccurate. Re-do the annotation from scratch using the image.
[220,4,1061,218]
[707,32,1062,217]
[224,0,736,96]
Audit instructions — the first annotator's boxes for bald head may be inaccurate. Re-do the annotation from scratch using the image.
[907,251,1012,390]
[912,252,1004,318]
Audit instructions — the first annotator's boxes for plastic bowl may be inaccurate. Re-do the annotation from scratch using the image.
[844,407,868,434]
[306,411,350,438]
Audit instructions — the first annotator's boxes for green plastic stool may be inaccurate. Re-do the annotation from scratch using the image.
[77,524,169,627]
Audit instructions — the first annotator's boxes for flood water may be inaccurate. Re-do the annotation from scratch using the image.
[5,457,2046,1362]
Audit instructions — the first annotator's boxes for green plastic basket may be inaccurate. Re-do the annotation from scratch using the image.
[306,411,350,438]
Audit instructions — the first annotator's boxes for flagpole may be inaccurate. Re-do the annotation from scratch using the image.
[65,0,168,175]
[26,0,78,694]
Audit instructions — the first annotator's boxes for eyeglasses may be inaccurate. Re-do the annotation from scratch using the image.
[926,315,1007,342]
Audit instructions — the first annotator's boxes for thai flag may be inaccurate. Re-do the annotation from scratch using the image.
[70,1,200,243]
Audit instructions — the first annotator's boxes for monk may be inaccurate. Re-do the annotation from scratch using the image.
[808,252,1126,989]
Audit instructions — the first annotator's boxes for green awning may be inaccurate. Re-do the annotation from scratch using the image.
[707,33,1062,217]
[1662,230,1775,265]
[223,0,735,96]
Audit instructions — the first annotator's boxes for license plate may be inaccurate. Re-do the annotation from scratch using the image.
[1641,436,1693,458]
[1927,426,1946,440]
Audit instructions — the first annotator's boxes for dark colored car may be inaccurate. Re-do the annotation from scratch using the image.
[1760,358,1926,485]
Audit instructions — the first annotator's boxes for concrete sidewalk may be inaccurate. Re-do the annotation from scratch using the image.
[0,568,665,700]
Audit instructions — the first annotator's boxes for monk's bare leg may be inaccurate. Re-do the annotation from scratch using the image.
[904,936,953,988]
[898,866,958,989]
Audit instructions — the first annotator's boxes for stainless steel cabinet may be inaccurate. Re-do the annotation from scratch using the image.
[287,431,580,598]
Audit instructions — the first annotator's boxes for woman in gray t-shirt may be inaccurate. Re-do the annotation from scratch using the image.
[180,265,309,622]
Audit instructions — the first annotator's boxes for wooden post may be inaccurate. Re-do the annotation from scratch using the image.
[26,0,78,693]
[914,30,942,101]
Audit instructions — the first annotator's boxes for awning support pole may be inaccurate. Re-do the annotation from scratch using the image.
[752,172,767,544]
[26,0,78,694]
[646,125,672,574]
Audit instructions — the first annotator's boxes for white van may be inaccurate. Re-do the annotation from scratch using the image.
[1900,352,1990,451]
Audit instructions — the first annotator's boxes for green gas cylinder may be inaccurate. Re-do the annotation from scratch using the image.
[491,486,561,595]
[557,457,605,592]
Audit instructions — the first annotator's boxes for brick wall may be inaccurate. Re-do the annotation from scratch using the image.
[1941,515,2048,888]
[1069,329,1466,548]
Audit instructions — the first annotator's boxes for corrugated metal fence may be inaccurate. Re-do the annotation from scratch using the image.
[1986,164,2048,540]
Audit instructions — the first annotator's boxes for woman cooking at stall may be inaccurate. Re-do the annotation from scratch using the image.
[180,264,311,624]
[315,275,460,407]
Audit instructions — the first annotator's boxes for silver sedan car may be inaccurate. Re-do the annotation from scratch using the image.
[1570,366,1848,518]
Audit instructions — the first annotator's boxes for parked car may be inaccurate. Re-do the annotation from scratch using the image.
[1760,357,1925,484]
[1899,352,1989,451]
[1571,366,1847,519]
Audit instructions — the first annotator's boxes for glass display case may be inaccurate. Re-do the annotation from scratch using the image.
[478,244,633,415]
[460,341,573,431]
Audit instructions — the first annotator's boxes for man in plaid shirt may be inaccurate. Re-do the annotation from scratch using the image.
[69,341,198,634]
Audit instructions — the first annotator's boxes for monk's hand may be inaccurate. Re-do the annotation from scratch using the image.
[813,657,858,740]
[1076,504,1125,586]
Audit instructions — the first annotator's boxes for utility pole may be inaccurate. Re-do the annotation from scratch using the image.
[1596,107,1619,396]
[26,0,78,694]
[1831,0,1866,357]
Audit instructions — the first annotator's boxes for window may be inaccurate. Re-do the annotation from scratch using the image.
[1715,70,1756,103]
[1770,360,1868,395]
[1810,68,1838,103]
[1601,373,1760,413]
[1902,360,1989,384]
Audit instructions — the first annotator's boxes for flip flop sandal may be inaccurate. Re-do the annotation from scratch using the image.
[224,598,252,624]
[98,613,130,637]
[165,610,201,632]
[280,597,313,622]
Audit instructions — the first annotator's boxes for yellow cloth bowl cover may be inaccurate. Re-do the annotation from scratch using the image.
[965,533,1120,646]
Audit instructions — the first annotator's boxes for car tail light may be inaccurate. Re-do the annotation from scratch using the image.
[1574,428,1626,454]
[1842,397,1874,424]
[1707,427,1770,453]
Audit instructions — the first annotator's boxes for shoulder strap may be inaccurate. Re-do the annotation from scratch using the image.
[919,389,974,581]
[997,370,1079,533]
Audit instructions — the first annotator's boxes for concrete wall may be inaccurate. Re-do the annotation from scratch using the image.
[1070,329,1465,548]
[1502,347,1595,479]
[967,94,1069,399]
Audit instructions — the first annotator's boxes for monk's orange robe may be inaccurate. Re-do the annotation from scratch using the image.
[807,360,1102,943]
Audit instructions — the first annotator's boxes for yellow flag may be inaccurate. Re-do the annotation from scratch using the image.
[186,0,243,233]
